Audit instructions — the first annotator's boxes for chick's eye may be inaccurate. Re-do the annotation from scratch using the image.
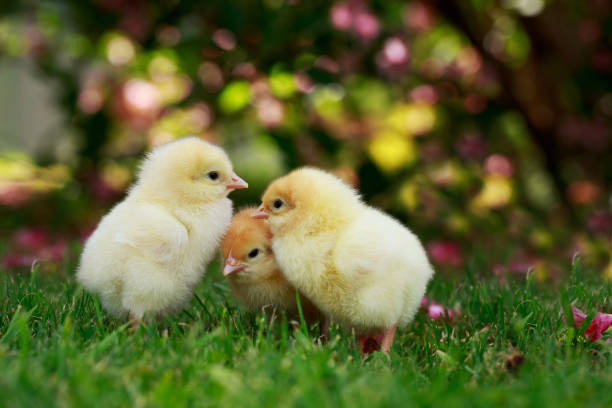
[207,171,219,181]
[247,249,259,259]
[273,199,283,209]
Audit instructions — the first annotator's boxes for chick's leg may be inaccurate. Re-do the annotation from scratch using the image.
[128,312,141,328]
[321,318,330,341]
[379,325,398,354]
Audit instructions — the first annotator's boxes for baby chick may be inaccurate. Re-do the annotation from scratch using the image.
[77,137,247,321]
[252,167,434,354]
[221,207,322,325]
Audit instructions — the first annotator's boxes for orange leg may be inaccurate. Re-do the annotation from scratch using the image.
[356,325,398,356]
[379,325,397,354]
[321,318,330,340]
[128,312,140,328]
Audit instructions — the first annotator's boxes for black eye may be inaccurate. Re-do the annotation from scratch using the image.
[207,171,219,181]
[273,199,283,209]
[248,248,259,259]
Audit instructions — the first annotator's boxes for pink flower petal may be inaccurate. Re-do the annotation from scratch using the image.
[565,306,612,342]
[420,296,429,309]
[14,227,49,250]
[353,12,379,42]
[330,3,352,30]
[2,253,37,269]
[583,312,612,342]
[571,306,587,327]
[427,240,463,267]
[427,303,446,320]
[422,297,459,322]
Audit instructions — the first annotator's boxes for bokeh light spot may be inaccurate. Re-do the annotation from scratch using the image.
[218,81,252,114]
[106,35,135,66]
[368,131,417,173]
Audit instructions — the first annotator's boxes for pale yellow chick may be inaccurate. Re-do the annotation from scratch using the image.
[77,137,248,321]
[253,167,434,353]
[221,207,322,325]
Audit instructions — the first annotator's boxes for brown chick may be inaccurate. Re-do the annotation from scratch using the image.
[220,207,323,327]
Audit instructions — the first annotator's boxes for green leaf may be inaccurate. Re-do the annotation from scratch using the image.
[576,311,597,338]
[559,286,575,332]
[218,81,252,114]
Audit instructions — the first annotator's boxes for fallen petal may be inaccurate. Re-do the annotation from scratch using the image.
[571,305,587,327]
[564,306,612,342]
[583,312,612,342]
[420,296,429,309]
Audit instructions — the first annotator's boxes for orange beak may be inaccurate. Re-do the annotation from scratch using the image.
[226,172,248,190]
[223,252,247,276]
[251,204,269,219]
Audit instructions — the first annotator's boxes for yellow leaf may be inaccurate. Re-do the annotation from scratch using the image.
[604,255,612,281]
[471,176,513,210]
[399,182,419,211]
[368,131,417,173]
[387,103,436,136]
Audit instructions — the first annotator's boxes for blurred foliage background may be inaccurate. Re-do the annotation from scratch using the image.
[0,0,610,280]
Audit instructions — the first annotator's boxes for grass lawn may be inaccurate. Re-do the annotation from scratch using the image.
[1,258,611,407]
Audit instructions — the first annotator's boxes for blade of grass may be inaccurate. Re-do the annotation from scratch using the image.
[559,286,575,329]
[576,311,597,338]
[295,290,307,336]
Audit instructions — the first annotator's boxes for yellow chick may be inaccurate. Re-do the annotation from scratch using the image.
[77,137,247,321]
[252,167,434,354]
[220,207,322,325]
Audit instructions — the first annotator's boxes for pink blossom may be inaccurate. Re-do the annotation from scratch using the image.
[256,97,284,128]
[0,184,33,207]
[427,240,463,267]
[420,296,429,309]
[78,86,104,114]
[409,85,438,105]
[484,154,514,178]
[2,253,37,269]
[3,228,66,269]
[421,296,459,322]
[507,258,537,275]
[353,11,379,42]
[212,29,237,51]
[587,211,612,235]
[403,2,435,32]
[568,306,612,342]
[14,227,49,250]
[39,241,67,262]
[330,3,352,30]
[382,37,409,65]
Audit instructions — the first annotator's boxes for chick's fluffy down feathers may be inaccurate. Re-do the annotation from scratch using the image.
[77,137,237,318]
[221,208,320,322]
[261,167,434,334]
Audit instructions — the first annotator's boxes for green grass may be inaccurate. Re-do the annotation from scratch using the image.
[1,258,611,408]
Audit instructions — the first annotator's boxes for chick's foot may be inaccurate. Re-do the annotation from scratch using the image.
[356,325,398,356]
[128,312,141,328]
[356,333,383,356]
[379,324,397,354]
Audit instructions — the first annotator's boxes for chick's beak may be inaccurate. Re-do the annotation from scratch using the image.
[223,253,247,277]
[251,204,269,219]
[226,172,248,190]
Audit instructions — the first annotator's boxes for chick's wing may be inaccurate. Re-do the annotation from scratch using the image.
[114,203,188,265]
[332,209,407,285]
